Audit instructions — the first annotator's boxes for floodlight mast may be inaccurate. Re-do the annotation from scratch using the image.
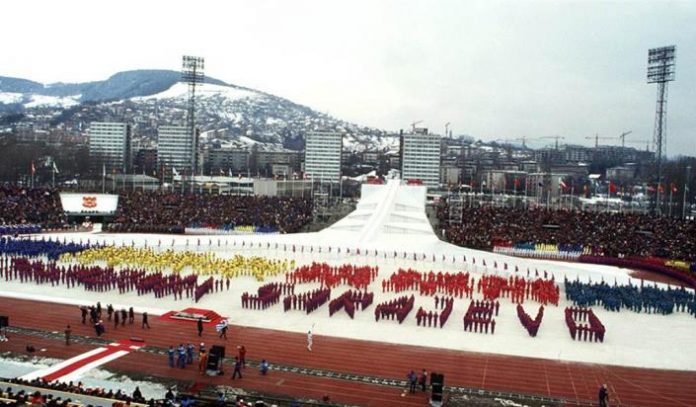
[182,56,205,192]
[647,46,676,216]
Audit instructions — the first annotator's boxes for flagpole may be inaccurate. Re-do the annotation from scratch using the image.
[102,163,106,193]
[684,165,691,219]
[524,179,528,209]
[669,186,673,217]
[52,165,55,189]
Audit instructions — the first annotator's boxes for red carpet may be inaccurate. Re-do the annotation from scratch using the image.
[159,308,225,325]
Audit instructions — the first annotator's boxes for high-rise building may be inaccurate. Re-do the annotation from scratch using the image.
[205,144,250,175]
[88,122,131,173]
[400,129,441,188]
[304,131,342,182]
[157,125,193,173]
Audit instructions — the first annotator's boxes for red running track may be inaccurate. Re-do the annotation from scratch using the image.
[1,297,695,406]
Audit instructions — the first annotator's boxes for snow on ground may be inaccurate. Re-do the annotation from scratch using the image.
[0,356,168,399]
[24,94,80,108]
[131,82,257,102]
[239,135,259,145]
[0,92,24,104]
[2,180,695,373]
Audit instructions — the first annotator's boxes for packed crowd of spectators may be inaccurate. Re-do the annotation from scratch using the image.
[113,191,313,233]
[439,205,696,262]
[2,377,157,406]
[0,186,66,227]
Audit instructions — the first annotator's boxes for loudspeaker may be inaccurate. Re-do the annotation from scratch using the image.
[0,316,8,328]
[206,353,220,370]
[207,345,226,371]
[430,372,444,402]
[211,345,225,359]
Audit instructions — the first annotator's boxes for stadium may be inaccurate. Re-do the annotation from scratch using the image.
[1,181,695,407]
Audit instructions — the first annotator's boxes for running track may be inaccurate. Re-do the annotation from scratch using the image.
[1,297,695,406]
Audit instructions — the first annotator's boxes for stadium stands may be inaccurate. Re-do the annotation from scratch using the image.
[440,205,696,262]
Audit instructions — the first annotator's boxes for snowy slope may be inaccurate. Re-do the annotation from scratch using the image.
[131,82,258,102]
[24,94,81,108]
[0,92,23,104]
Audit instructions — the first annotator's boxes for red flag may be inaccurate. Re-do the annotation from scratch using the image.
[559,177,568,191]
[608,182,617,194]
[514,178,521,188]
[671,182,678,193]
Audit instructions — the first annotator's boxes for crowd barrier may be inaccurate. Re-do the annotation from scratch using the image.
[0,224,43,235]
[185,224,279,235]
[493,246,582,260]
[104,223,185,234]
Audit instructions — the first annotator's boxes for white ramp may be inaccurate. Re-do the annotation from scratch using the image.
[320,180,437,244]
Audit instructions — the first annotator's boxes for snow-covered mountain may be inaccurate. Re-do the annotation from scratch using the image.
[0,70,396,151]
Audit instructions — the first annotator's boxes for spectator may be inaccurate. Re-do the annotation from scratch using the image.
[259,359,269,375]
[439,205,696,262]
[106,191,313,234]
[0,185,66,228]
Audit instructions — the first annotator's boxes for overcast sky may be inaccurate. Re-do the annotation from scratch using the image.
[2,0,694,156]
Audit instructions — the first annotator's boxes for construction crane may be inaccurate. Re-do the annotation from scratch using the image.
[411,120,423,133]
[618,130,633,148]
[540,135,565,150]
[585,134,614,148]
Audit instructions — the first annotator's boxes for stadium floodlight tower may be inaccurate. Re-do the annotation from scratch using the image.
[647,45,676,215]
[181,55,205,191]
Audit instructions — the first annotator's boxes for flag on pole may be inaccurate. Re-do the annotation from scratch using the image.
[52,162,59,174]
[172,167,179,176]
[559,177,568,191]
[215,319,228,332]
[671,182,678,193]
[102,163,106,178]
[31,161,36,175]
[229,168,233,177]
